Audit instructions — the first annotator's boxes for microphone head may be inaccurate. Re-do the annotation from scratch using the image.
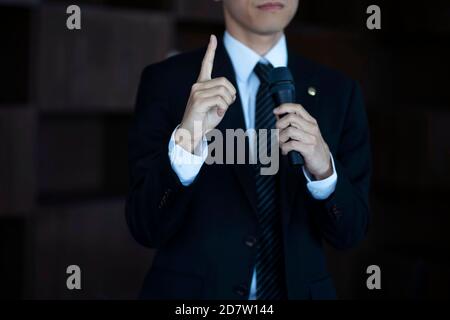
[269,67,295,98]
[269,67,294,85]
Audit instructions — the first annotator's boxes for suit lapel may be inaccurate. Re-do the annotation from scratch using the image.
[212,39,258,214]
[280,52,319,227]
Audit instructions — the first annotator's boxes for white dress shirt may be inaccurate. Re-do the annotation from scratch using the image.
[168,32,338,300]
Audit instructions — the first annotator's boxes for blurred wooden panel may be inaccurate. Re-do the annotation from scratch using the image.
[292,0,368,30]
[0,0,39,7]
[0,107,36,215]
[324,193,450,299]
[29,198,154,299]
[389,43,450,108]
[427,2,450,33]
[0,6,31,104]
[369,109,427,191]
[356,34,450,111]
[0,217,26,299]
[286,27,368,83]
[51,0,171,11]
[102,114,131,194]
[369,109,450,192]
[380,1,450,34]
[35,4,174,111]
[38,116,104,197]
[174,0,223,22]
[370,196,450,250]
[175,21,225,52]
[426,262,450,298]
[355,252,438,299]
[37,114,130,201]
[426,111,450,187]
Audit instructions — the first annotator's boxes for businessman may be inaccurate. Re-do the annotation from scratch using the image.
[126,0,371,300]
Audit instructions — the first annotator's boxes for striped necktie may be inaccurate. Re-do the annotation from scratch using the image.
[253,62,287,300]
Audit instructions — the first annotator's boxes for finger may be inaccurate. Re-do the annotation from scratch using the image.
[280,140,312,156]
[194,85,235,105]
[196,90,233,106]
[198,95,229,114]
[273,103,316,124]
[275,113,316,133]
[278,126,315,144]
[197,35,217,82]
[194,77,237,96]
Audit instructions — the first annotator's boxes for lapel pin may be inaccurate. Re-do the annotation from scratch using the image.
[307,86,317,96]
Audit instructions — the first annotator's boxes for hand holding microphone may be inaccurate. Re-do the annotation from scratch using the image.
[269,68,304,166]
[270,67,333,180]
[176,35,237,154]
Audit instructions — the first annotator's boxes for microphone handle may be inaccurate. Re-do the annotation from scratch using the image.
[273,89,305,167]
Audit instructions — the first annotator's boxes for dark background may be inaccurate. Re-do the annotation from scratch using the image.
[1,0,449,299]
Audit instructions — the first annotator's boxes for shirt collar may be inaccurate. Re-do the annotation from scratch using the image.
[223,31,288,83]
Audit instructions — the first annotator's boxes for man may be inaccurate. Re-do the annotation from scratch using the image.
[126,0,371,300]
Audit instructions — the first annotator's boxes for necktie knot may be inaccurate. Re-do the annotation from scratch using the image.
[254,62,273,84]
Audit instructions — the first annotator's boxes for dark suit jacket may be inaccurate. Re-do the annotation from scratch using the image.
[126,37,371,300]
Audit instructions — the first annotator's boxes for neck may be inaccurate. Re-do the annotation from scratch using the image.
[225,23,282,56]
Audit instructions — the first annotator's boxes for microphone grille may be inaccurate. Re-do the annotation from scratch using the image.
[269,67,294,84]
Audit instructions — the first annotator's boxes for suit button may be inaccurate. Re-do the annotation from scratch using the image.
[233,284,248,297]
[244,236,257,248]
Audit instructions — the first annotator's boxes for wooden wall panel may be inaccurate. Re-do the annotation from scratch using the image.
[38,116,104,197]
[174,0,223,22]
[0,107,36,215]
[35,5,174,111]
[29,198,153,299]
[369,109,450,192]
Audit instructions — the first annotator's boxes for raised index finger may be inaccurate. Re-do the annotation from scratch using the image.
[197,34,217,82]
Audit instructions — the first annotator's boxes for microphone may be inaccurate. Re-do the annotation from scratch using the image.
[269,67,304,167]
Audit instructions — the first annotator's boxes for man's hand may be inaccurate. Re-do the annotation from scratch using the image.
[274,103,333,180]
[175,35,237,154]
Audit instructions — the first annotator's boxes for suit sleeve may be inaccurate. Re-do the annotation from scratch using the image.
[125,64,197,249]
[309,80,371,250]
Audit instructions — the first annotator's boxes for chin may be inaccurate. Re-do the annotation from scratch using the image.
[251,22,287,35]
[249,11,292,33]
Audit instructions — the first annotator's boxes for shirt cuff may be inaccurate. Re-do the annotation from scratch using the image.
[302,153,338,200]
[168,125,208,186]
